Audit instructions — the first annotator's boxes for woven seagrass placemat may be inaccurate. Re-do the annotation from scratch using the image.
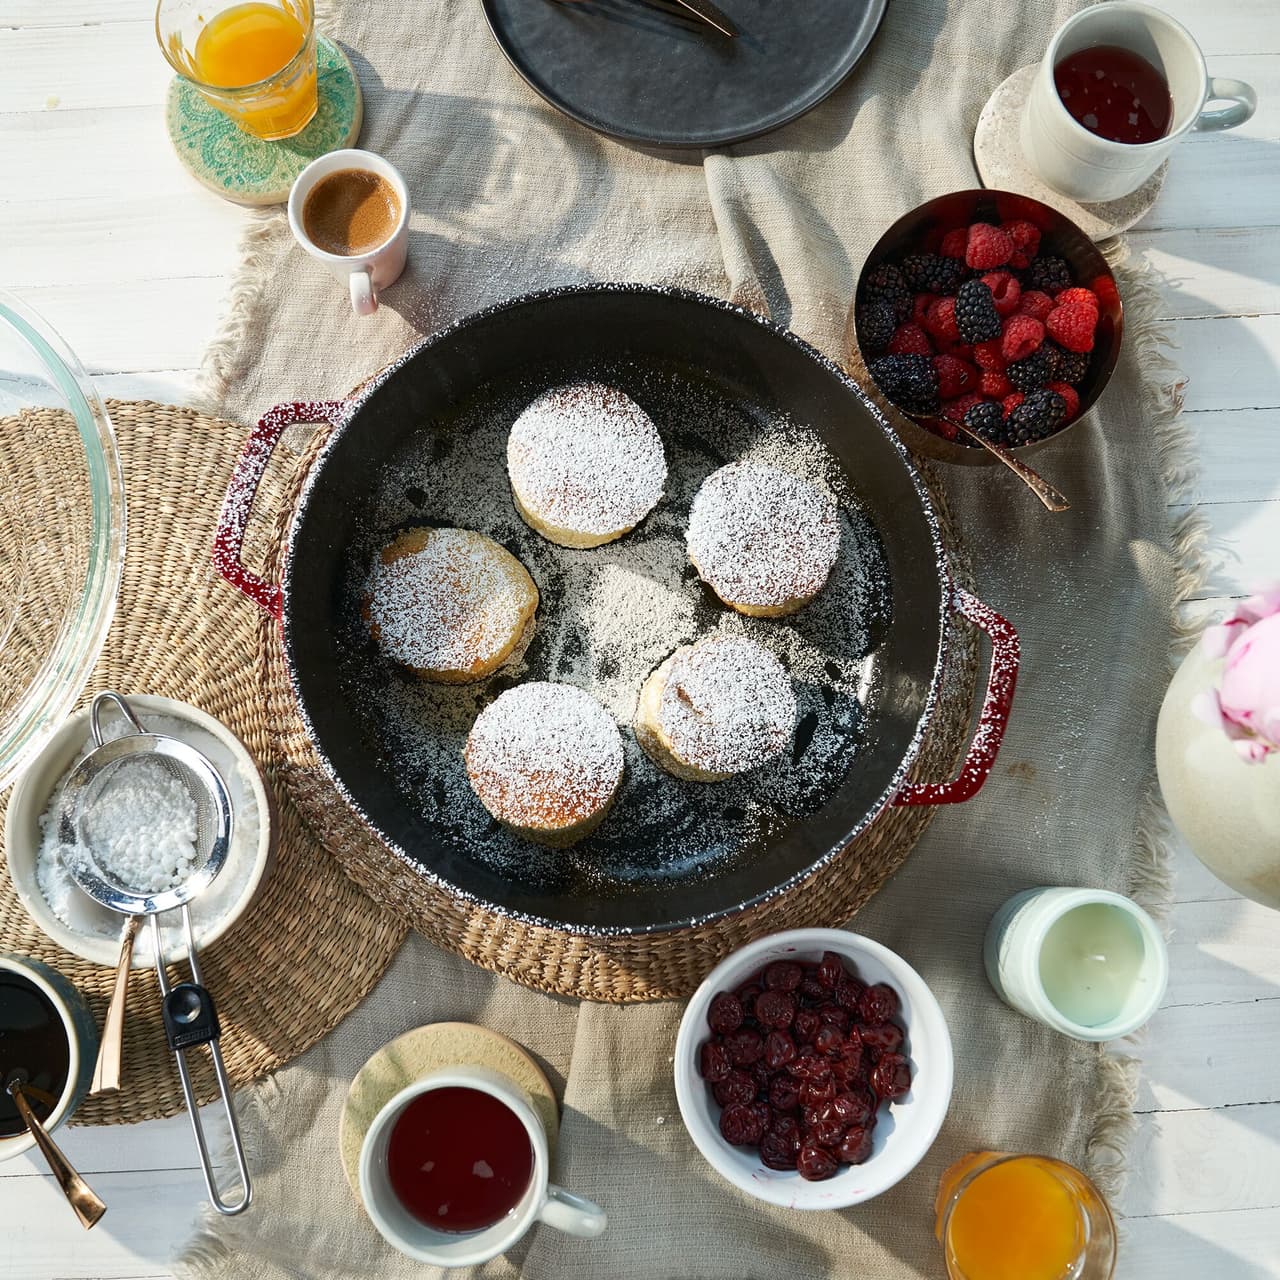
[0,401,405,1126]
[251,421,980,1002]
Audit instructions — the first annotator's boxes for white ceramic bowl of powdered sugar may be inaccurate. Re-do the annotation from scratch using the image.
[4,695,273,968]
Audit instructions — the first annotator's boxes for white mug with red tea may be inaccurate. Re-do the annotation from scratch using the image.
[1021,1,1256,202]
[287,149,409,316]
[359,1066,607,1267]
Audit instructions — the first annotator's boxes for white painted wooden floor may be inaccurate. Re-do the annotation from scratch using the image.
[2,2,1278,1276]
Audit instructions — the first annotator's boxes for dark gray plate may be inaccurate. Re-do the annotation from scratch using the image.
[481,0,889,149]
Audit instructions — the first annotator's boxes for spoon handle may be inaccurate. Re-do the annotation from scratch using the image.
[953,422,1071,512]
[8,1084,106,1229]
[92,914,142,1094]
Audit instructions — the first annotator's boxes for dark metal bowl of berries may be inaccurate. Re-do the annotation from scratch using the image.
[855,189,1123,466]
[674,928,953,1208]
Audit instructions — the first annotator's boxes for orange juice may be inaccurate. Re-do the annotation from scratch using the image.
[190,2,316,138]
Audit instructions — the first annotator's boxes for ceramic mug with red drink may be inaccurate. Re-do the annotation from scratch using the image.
[1021,1,1256,201]
[359,1065,606,1266]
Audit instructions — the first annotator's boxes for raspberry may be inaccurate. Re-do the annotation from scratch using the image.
[887,322,933,356]
[1005,388,1067,443]
[1045,381,1080,421]
[923,296,960,343]
[1027,256,1072,293]
[1001,219,1041,261]
[856,303,896,355]
[965,222,1014,270]
[868,354,939,414]
[1000,314,1045,362]
[1055,286,1099,314]
[862,262,913,321]
[939,227,968,259]
[1017,290,1054,323]
[940,393,985,425]
[1006,346,1055,392]
[1002,392,1025,417]
[979,369,1013,399]
[901,253,966,294]
[972,338,1005,371]
[954,280,1001,343]
[911,292,936,326]
[980,271,1021,316]
[939,339,974,362]
[1046,301,1097,353]
[933,355,978,399]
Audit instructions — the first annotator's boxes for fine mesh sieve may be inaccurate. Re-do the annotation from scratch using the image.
[56,692,250,1215]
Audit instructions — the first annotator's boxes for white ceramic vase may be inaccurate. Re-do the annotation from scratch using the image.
[1156,643,1280,910]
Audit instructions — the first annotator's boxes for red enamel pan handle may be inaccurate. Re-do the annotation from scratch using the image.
[894,588,1020,807]
[212,400,347,619]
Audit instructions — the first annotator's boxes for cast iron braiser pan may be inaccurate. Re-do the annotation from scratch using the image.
[214,285,1018,933]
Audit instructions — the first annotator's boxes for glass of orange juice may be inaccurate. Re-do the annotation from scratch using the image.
[935,1153,1117,1280]
[156,0,318,140]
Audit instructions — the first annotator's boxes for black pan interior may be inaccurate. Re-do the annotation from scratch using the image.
[283,288,945,932]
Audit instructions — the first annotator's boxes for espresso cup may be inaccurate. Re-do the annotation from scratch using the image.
[1021,2,1256,202]
[0,954,97,1163]
[287,149,409,317]
[359,1066,606,1268]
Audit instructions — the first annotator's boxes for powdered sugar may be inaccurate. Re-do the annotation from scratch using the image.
[687,462,840,610]
[507,383,667,538]
[364,528,535,675]
[465,682,624,828]
[657,636,796,775]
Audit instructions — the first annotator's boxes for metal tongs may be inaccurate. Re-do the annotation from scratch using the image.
[57,692,252,1216]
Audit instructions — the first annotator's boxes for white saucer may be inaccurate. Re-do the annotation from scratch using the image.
[973,65,1167,241]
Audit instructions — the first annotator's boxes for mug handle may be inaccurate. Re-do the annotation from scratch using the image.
[1196,77,1257,131]
[350,268,378,316]
[538,1185,607,1239]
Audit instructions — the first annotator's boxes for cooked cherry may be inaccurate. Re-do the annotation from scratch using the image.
[814,1025,845,1056]
[820,1092,867,1128]
[768,1075,800,1112]
[798,975,826,1003]
[811,1119,846,1149]
[707,991,744,1035]
[834,978,866,1012]
[699,1040,730,1082]
[816,950,845,989]
[859,983,900,1025]
[817,1004,851,1031]
[755,990,796,1030]
[735,983,762,1017]
[713,1069,755,1108]
[764,1030,797,1070]
[870,1052,912,1102]
[724,1028,764,1066]
[797,1142,838,1181]
[751,1060,773,1094]
[770,1113,801,1143]
[792,1009,821,1043]
[787,1050,830,1082]
[760,1131,799,1171]
[799,1076,836,1106]
[859,1022,904,1055]
[720,1101,766,1147]
[763,960,803,992]
[838,1126,874,1165]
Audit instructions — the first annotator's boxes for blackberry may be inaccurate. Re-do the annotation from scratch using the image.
[857,302,896,355]
[1054,346,1089,384]
[962,401,1007,445]
[861,263,913,322]
[900,253,966,295]
[1027,256,1072,293]
[954,279,1001,343]
[868,354,939,415]
[1006,389,1066,444]
[1006,346,1055,393]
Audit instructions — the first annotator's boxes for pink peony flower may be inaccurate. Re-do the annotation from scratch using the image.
[1193,587,1280,762]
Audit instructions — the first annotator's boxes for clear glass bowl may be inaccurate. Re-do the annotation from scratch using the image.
[0,291,125,792]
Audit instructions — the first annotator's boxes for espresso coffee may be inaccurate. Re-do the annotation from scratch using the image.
[0,971,70,1138]
[302,168,401,257]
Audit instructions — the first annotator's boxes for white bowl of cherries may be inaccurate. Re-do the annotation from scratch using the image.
[674,928,954,1209]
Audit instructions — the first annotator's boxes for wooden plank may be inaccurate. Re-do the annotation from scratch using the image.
[1169,315,1280,413]
[0,23,169,113]
[1133,228,1280,320]
[94,369,203,405]
[1162,898,1280,1010]
[1140,141,1280,231]
[1157,0,1280,57]
[3,1,155,29]
[1125,1104,1280,1216]
[1178,410,1280,506]
[1,1168,199,1278]
[11,277,228,373]
[1176,496,1280,602]
[0,1111,223,1178]
[1119,1207,1280,1280]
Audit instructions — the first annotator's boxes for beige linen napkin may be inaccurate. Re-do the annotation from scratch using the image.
[178,0,1200,1274]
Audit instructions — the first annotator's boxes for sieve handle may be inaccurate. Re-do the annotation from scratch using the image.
[212,400,347,619]
[893,588,1019,807]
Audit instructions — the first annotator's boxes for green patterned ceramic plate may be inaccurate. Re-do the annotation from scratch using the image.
[165,34,363,207]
